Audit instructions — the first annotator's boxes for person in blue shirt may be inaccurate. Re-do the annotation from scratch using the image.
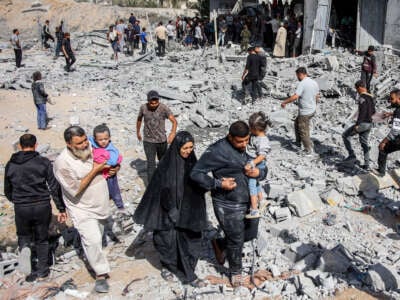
[139,27,148,54]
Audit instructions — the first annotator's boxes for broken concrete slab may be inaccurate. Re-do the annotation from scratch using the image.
[287,187,323,217]
[353,172,399,192]
[364,263,400,292]
[316,248,351,273]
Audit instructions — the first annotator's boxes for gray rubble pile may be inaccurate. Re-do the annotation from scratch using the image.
[1,32,400,299]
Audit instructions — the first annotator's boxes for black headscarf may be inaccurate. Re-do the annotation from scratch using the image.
[133,131,207,232]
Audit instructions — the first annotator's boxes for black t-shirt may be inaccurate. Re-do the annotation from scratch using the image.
[357,92,376,124]
[62,38,72,54]
[245,53,261,80]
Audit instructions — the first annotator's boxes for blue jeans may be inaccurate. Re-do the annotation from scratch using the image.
[248,161,266,196]
[36,103,47,129]
[107,175,124,209]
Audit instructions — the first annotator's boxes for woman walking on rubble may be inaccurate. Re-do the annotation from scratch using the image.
[133,131,208,288]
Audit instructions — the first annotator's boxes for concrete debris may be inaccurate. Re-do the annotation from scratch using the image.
[1,12,400,298]
[287,187,323,217]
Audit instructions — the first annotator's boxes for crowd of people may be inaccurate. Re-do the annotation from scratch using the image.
[5,60,400,290]
[5,0,398,294]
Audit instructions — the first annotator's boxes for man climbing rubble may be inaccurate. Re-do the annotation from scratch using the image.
[374,89,400,176]
[242,46,262,104]
[358,45,378,92]
[190,121,267,287]
[341,80,375,170]
[281,67,319,155]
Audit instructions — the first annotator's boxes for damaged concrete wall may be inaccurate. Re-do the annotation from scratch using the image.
[302,0,318,53]
[384,0,400,51]
[356,0,387,49]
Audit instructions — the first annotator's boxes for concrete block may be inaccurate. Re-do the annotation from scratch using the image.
[287,187,323,217]
[274,207,292,222]
[353,172,399,192]
[267,219,298,237]
[364,263,400,291]
[326,56,339,71]
[323,189,344,206]
[265,183,287,199]
[294,252,319,271]
[336,176,358,195]
[69,115,80,126]
[316,249,351,273]
[269,110,291,125]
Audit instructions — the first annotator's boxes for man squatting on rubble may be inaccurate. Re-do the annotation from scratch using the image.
[281,67,320,155]
[341,80,376,170]
[4,134,67,282]
[191,121,267,287]
[54,126,118,293]
[374,89,400,176]
[136,90,177,183]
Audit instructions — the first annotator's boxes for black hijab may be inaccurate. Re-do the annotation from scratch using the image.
[133,131,207,232]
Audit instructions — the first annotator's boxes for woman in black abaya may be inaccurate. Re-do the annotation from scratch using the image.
[133,131,207,287]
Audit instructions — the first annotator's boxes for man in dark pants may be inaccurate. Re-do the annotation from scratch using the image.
[155,22,167,56]
[191,121,266,287]
[10,29,22,68]
[374,89,400,176]
[136,90,177,183]
[4,134,67,282]
[43,20,55,49]
[360,45,377,92]
[62,32,76,72]
[242,46,261,104]
[341,80,376,170]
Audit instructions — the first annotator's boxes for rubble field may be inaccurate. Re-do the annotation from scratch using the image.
[1,23,400,299]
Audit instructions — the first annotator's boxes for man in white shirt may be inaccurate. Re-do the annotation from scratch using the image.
[166,20,175,48]
[281,67,320,155]
[155,21,168,56]
[10,29,22,68]
[54,126,118,293]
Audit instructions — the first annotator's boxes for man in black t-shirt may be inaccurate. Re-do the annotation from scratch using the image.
[341,80,375,169]
[62,32,76,72]
[374,89,400,176]
[241,46,261,104]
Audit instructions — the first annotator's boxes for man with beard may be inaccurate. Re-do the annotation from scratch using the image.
[54,126,116,293]
[136,90,177,183]
[190,121,267,287]
[374,89,400,176]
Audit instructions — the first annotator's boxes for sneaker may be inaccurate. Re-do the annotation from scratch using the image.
[25,270,49,282]
[360,164,370,171]
[342,155,357,163]
[95,278,110,293]
[18,247,31,275]
[372,168,385,177]
[245,209,260,219]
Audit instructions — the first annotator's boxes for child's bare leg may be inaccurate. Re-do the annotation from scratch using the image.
[250,195,258,210]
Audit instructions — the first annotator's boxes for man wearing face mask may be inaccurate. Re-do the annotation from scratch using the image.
[54,126,116,293]
[341,80,375,169]
[373,89,400,176]
[190,121,267,287]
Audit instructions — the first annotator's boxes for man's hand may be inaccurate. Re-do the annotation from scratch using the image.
[379,139,388,152]
[383,112,393,118]
[373,73,378,78]
[244,163,252,171]
[137,132,142,141]
[93,161,107,173]
[281,102,287,109]
[167,132,175,144]
[245,167,260,178]
[108,165,120,176]
[221,178,237,190]
[57,212,67,223]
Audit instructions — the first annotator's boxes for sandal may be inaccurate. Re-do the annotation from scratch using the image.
[190,278,208,288]
[160,269,175,282]
[230,274,244,288]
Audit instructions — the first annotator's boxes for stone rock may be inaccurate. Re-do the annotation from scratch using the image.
[287,187,323,217]
[364,263,400,292]
[269,110,291,125]
[189,113,208,128]
[323,189,344,206]
[69,115,80,126]
[316,248,351,273]
[353,172,399,192]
